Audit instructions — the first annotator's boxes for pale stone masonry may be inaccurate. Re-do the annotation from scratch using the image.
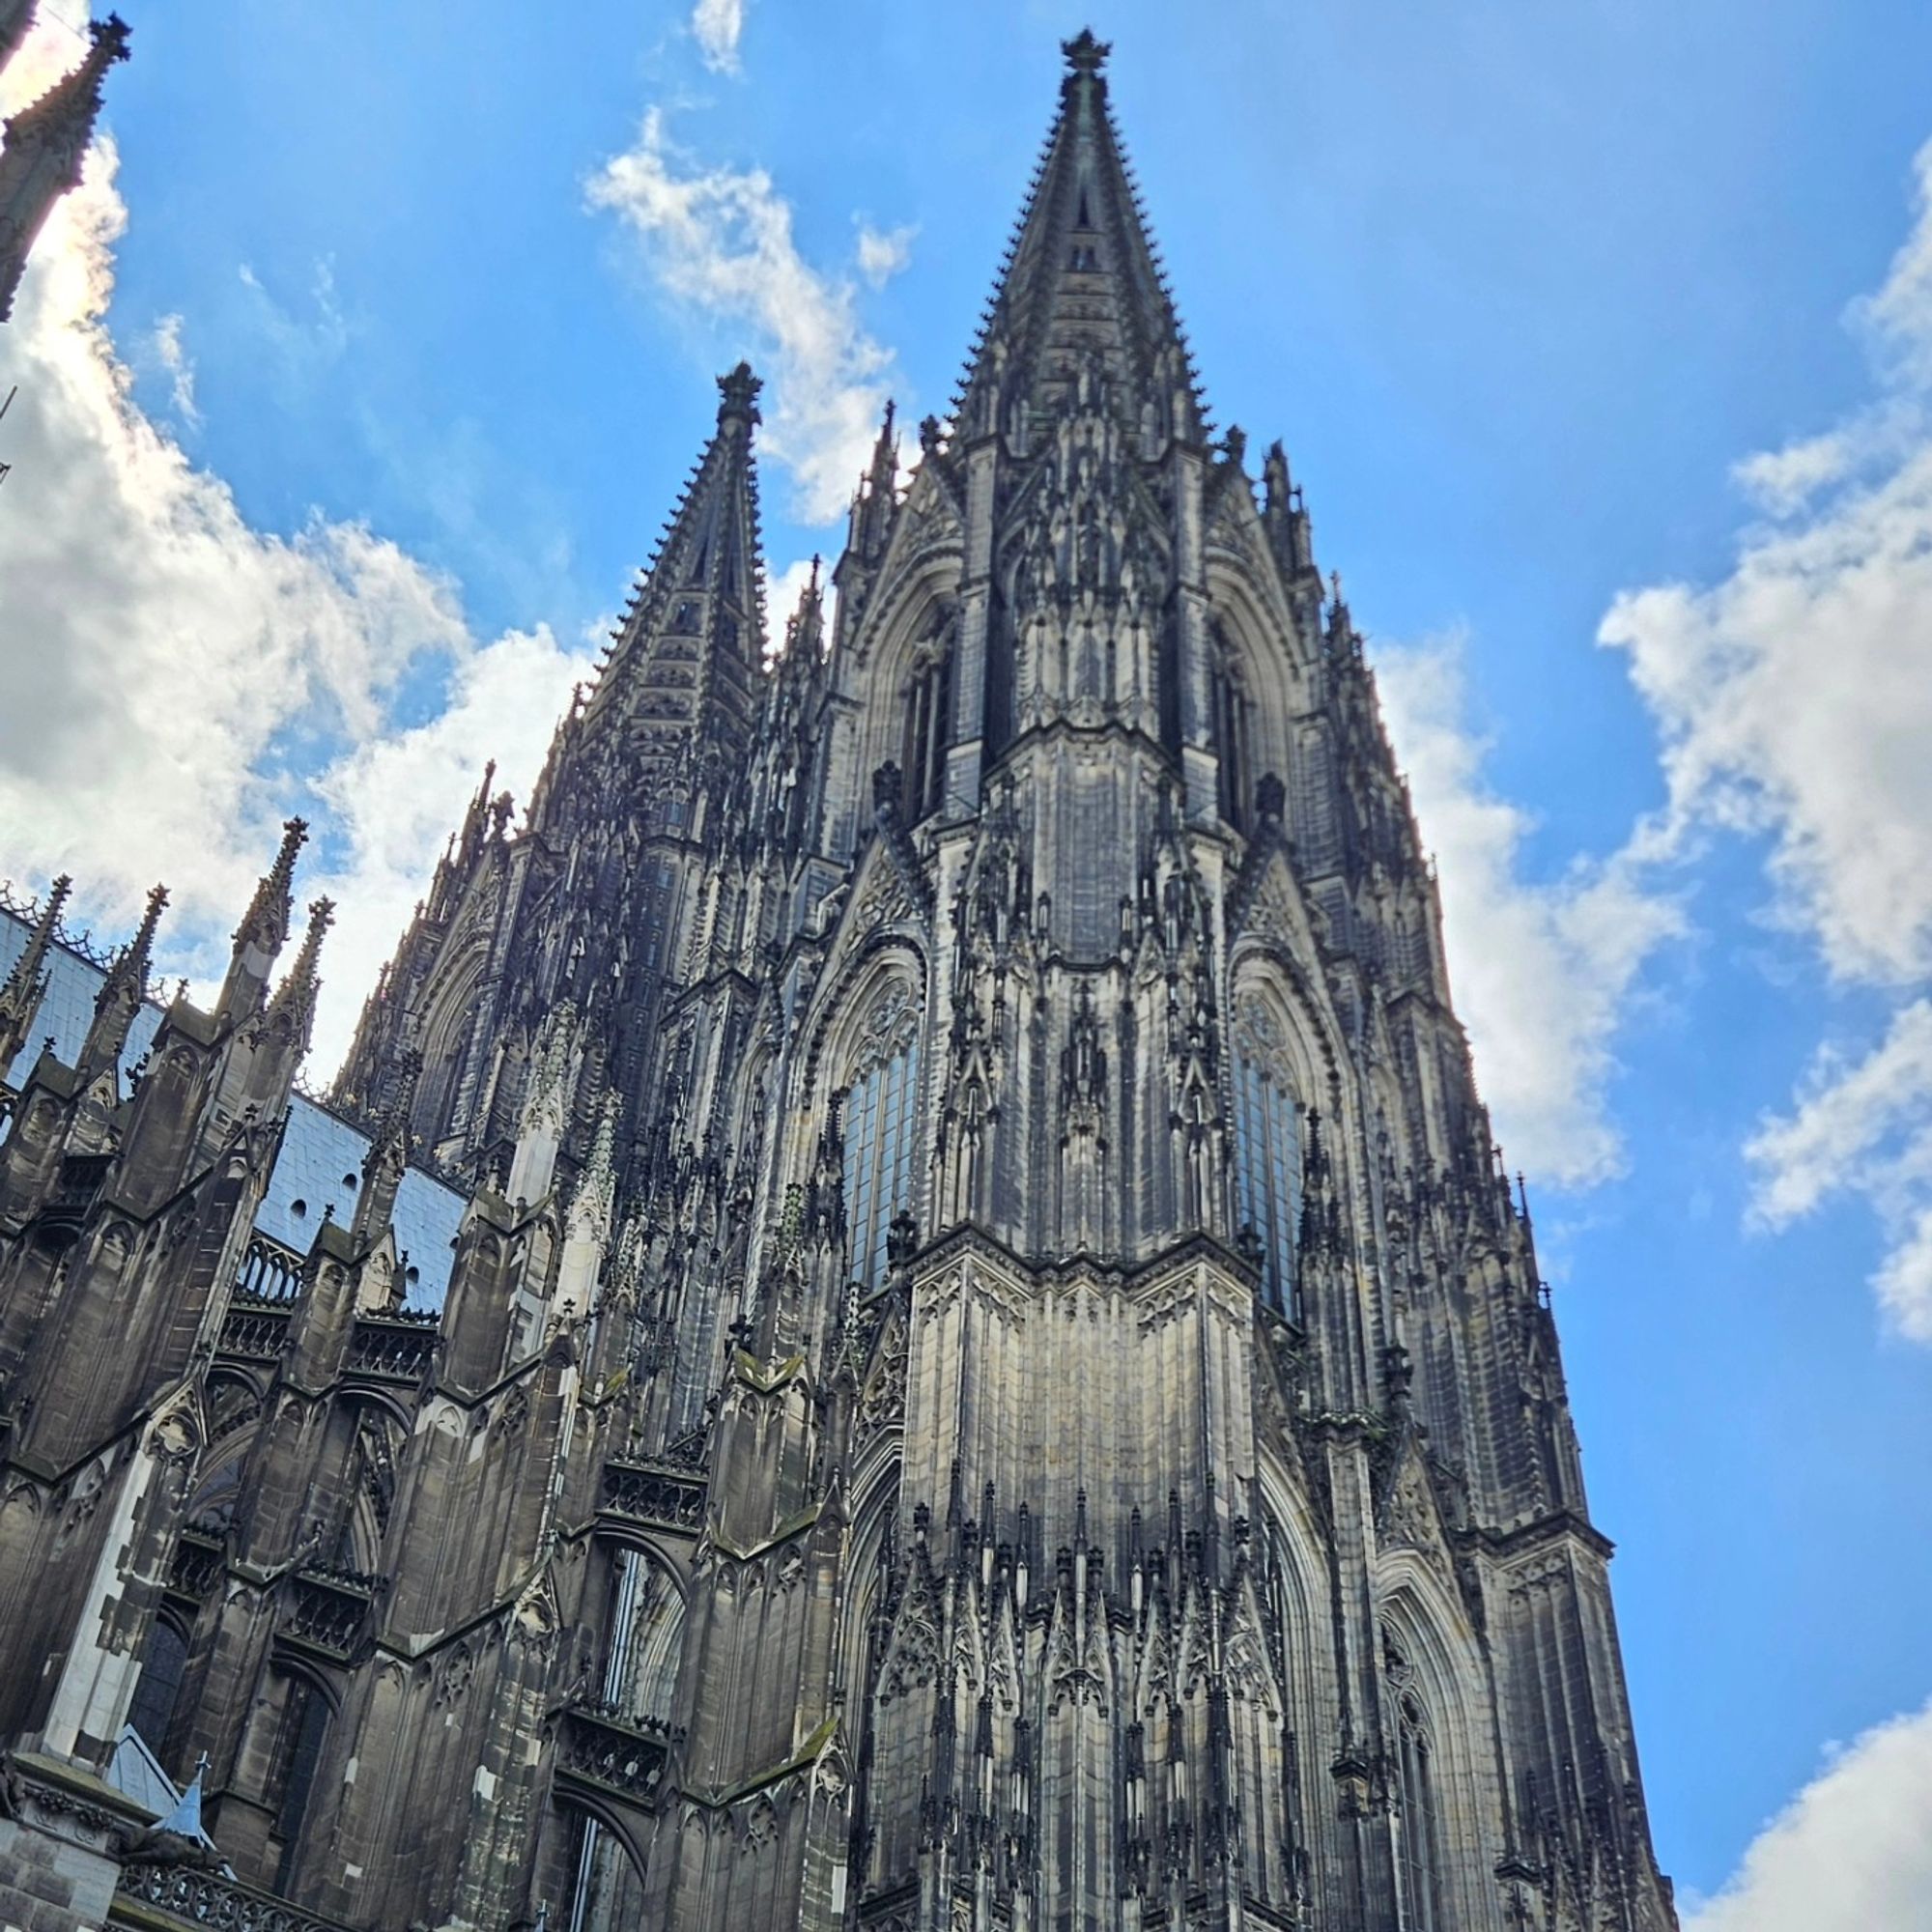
[0,30,1678,1932]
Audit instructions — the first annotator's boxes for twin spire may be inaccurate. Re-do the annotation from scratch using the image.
[581,361,768,755]
[953,29,1203,444]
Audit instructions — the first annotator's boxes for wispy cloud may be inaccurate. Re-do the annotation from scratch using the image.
[691,0,746,74]
[1746,1001,1932,1338]
[856,219,916,289]
[151,312,200,427]
[587,107,905,525]
[1600,136,1932,1332]
[1684,1698,1932,1932]
[1374,635,1682,1186]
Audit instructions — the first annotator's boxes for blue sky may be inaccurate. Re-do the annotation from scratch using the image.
[5,2,1932,1920]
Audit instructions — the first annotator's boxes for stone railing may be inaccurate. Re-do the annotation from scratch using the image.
[218,1301,292,1363]
[43,1151,113,1234]
[600,1459,706,1532]
[282,1565,378,1661]
[555,1702,672,1805]
[167,1528,224,1604]
[115,1862,355,1932]
[345,1313,439,1382]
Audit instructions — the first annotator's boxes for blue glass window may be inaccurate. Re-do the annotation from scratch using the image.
[841,999,922,1291]
[1233,999,1301,1316]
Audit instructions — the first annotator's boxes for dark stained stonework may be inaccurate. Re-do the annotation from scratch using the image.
[0,33,1677,1932]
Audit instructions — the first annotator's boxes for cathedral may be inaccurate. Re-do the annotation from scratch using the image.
[0,26,1679,1932]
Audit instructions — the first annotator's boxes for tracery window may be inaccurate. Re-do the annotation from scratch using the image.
[1212,640,1253,832]
[127,1613,189,1763]
[1232,994,1301,1317]
[270,1675,330,1892]
[901,642,953,823]
[1396,1690,1443,1930]
[840,987,923,1290]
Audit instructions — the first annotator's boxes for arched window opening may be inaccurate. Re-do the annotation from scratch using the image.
[1213,641,1252,833]
[270,1675,330,1893]
[561,1804,648,1932]
[1396,1691,1443,1932]
[901,644,953,824]
[127,1613,189,1762]
[840,990,922,1292]
[599,1548,685,1730]
[1232,995,1301,1317]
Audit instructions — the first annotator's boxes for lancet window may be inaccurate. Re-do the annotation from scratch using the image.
[1232,994,1301,1316]
[599,1548,685,1728]
[840,987,923,1290]
[270,1675,331,1892]
[901,639,953,823]
[127,1611,189,1763]
[1212,638,1253,832]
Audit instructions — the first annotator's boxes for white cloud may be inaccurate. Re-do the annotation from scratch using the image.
[1599,135,1932,1329]
[1746,1001,1932,1338]
[0,17,590,1082]
[1684,1698,1932,1932]
[856,220,916,289]
[587,107,903,525]
[1373,636,1682,1187]
[691,0,745,73]
[306,627,593,1079]
[151,312,200,427]
[1730,426,1854,516]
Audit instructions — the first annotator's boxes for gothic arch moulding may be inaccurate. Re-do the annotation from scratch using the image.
[1376,1562,1506,1932]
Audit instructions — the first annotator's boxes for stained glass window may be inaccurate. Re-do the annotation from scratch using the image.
[841,990,922,1290]
[1233,997,1301,1317]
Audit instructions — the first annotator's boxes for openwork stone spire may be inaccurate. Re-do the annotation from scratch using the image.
[578,360,769,759]
[953,25,1203,444]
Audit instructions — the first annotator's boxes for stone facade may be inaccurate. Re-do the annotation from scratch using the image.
[0,31,1677,1932]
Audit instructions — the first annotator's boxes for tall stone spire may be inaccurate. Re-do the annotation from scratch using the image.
[0,869,69,1069]
[953,27,1203,443]
[577,360,768,761]
[0,13,129,323]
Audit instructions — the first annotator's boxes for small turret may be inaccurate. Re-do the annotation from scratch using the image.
[76,880,166,1084]
[0,13,129,323]
[261,895,333,1057]
[352,1044,420,1247]
[217,818,307,1026]
[847,399,899,562]
[0,869,70,1069]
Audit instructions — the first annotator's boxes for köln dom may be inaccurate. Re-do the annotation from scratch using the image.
[0,27,1678,1932]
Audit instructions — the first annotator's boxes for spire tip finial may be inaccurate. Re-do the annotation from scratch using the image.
[1062,27,1110,76]
[717,360,763,424]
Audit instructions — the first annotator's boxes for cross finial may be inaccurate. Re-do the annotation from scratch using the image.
[1062,28,1110,76]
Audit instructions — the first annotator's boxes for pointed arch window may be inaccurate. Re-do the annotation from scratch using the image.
[901,639,953,823]
[270,1674,331,1892]
[1395,1690,1443,1930]
[841,989,923,1290]
[127,1612,190,1763]
[1232,995,1301,1317]
[1213,636,1253,832]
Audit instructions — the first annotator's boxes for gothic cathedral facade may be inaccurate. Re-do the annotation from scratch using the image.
[0,33,1677,1932]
